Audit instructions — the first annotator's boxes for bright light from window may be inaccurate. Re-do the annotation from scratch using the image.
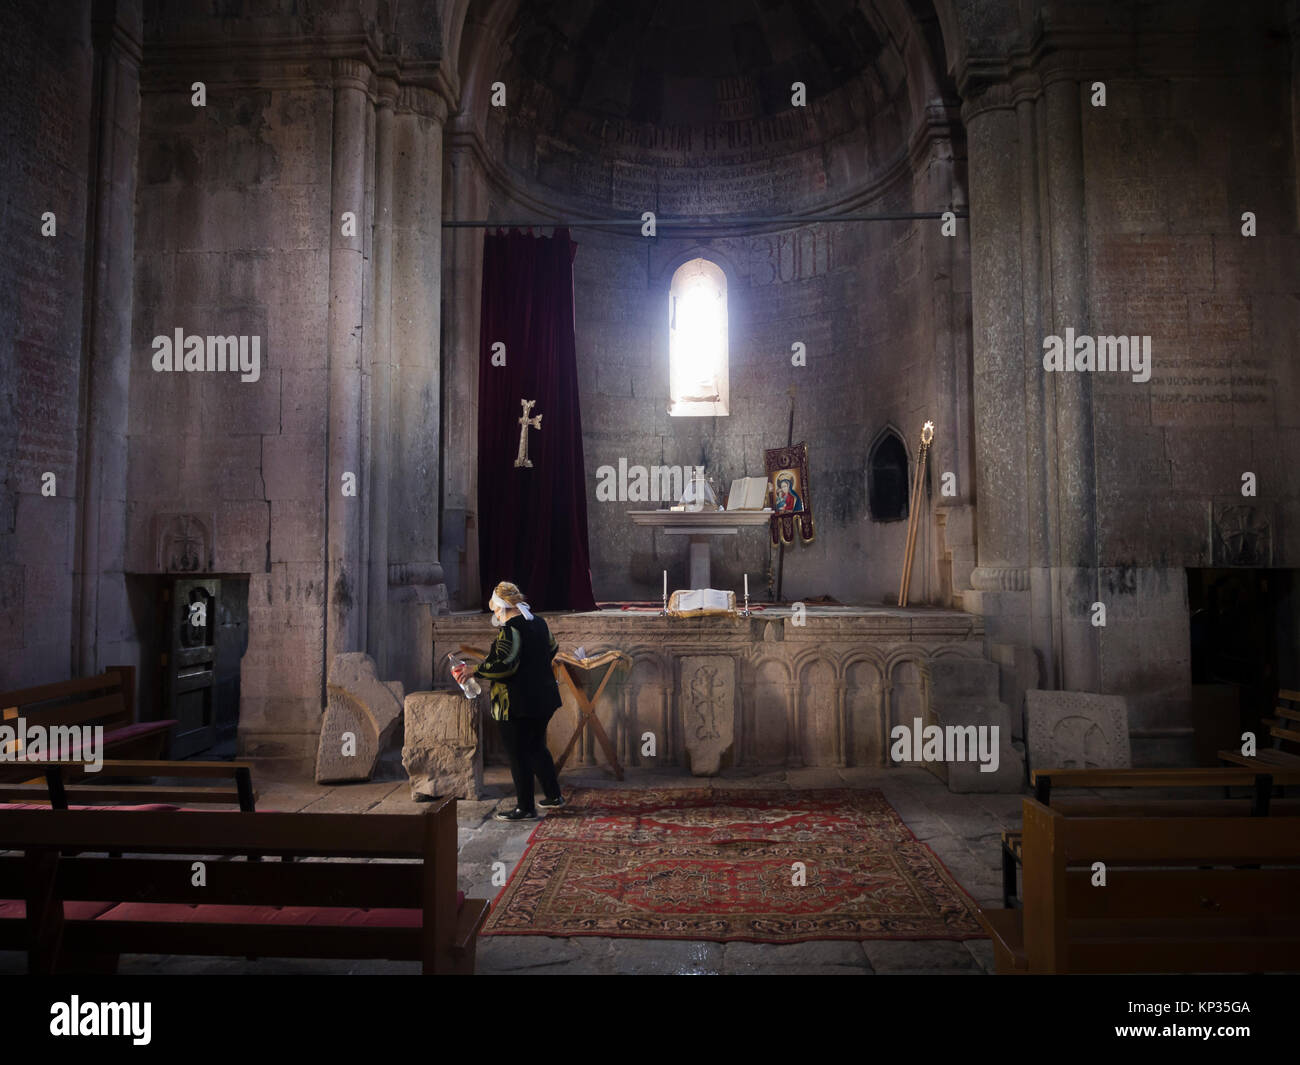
[669,258,728,416]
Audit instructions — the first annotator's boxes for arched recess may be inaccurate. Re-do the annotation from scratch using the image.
[886,653,930,767]
[868,425,911,522]
[840,651,887,766]
[798,656,839,766]
[623,647,669,768]
[749,657,793,766]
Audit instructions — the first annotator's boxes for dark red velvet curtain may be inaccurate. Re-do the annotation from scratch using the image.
[477,228,597,612]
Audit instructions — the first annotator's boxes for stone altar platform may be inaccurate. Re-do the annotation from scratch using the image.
[431,605,1024,789]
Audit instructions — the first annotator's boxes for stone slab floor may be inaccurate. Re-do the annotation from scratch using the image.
[1,765,1022,976]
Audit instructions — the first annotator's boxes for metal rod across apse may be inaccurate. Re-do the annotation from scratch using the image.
[442,209,967,229]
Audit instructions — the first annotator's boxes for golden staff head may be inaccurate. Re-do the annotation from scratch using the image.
[920,421,934,446]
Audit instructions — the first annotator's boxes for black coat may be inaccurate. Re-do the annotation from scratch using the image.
[475,614,562,720]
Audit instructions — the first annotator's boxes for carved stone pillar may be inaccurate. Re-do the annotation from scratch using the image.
[962,86,1035,661]
[832,680,847,767]
[324,58,372,664]
[1043,73,1100,692]
[441,132,489,609]
[386,84,449,692]
[366,77,397,676]
[75,0,142,674]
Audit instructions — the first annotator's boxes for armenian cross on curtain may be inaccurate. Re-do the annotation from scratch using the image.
[514,398,542,468]
[476,227,597,611]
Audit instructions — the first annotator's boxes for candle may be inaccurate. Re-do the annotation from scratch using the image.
[663,569,667,600]
[744,573,749,598]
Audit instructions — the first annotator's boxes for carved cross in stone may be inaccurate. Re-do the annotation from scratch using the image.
[514,398,542,468]
[689,666,723,740]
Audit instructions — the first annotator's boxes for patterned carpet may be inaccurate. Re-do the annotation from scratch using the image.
[481,788,986,943]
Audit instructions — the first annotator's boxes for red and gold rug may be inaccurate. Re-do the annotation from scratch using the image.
[481,788,986,942]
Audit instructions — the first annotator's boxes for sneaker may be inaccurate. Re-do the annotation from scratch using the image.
[538,795,566,809]
[493,807,537,822]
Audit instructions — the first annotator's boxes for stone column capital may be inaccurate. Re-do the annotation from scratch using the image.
[396,83,449,124]
[970,566,1031,592]
[960,79,1017,124]
[332,57,374,94]
[375,76,400,110]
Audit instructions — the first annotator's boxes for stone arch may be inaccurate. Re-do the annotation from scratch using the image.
[654,245,745,291]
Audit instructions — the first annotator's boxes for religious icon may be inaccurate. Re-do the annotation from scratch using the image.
[764,442,814,544]
[771,469,804,513]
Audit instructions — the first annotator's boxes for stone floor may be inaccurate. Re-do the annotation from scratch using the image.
[1,764,1024,975]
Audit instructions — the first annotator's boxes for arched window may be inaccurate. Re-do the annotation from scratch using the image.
[868,431,909,522]
[668,258,728,416]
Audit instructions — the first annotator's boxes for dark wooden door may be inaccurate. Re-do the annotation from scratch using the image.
[165,578,219,758]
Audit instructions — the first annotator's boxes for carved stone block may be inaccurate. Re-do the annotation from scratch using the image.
[154,512,214,573]
[315,653,405,784]
[1025,689,1130,772]
[402,689,483,800]
[1211,502,1272,566]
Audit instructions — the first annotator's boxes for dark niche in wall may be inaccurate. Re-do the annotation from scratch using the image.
[868,431,908,522]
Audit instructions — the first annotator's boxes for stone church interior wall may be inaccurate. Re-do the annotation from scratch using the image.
[1079,3,1300,745]
[128,69,336,755]
[0,1,95,689]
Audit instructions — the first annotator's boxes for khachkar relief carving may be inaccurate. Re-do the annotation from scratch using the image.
[679,655,735,777]
[1212,503,1272,566]
[1025,690,1130,772]
[154,513,213,573]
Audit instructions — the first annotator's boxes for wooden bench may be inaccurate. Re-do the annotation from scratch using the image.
[981,798,1300,974]
[0,797,489,974]
[1219,688,1300,775]
[0,760,257,811]
[999,767,1299,907]
[0,668,174,782]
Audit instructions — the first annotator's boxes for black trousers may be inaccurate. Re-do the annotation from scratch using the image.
[496,713,561,812]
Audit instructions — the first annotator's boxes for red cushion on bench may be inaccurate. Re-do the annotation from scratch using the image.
[0,803,183,812]
[101,720,176,746]
[97,903,424,927]
[13,719,176,762]
[99,893,470,927]
[0,900,115,921]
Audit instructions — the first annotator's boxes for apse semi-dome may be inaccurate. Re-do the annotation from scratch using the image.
[464,0,956,218]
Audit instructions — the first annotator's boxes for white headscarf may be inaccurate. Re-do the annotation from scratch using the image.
[490,591,533,621]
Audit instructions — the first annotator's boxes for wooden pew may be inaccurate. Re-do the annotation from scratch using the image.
[0,668,174,782]
[999,766,1297,907]
[0,797,489,974]
[1219,688,1300,774]
[981,798,1300,974]
[0,760,256,811]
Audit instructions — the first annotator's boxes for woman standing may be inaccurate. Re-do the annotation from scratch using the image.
[452,581,565,821]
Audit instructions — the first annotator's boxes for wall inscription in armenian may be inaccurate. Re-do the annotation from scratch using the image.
[748,227,834,286]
